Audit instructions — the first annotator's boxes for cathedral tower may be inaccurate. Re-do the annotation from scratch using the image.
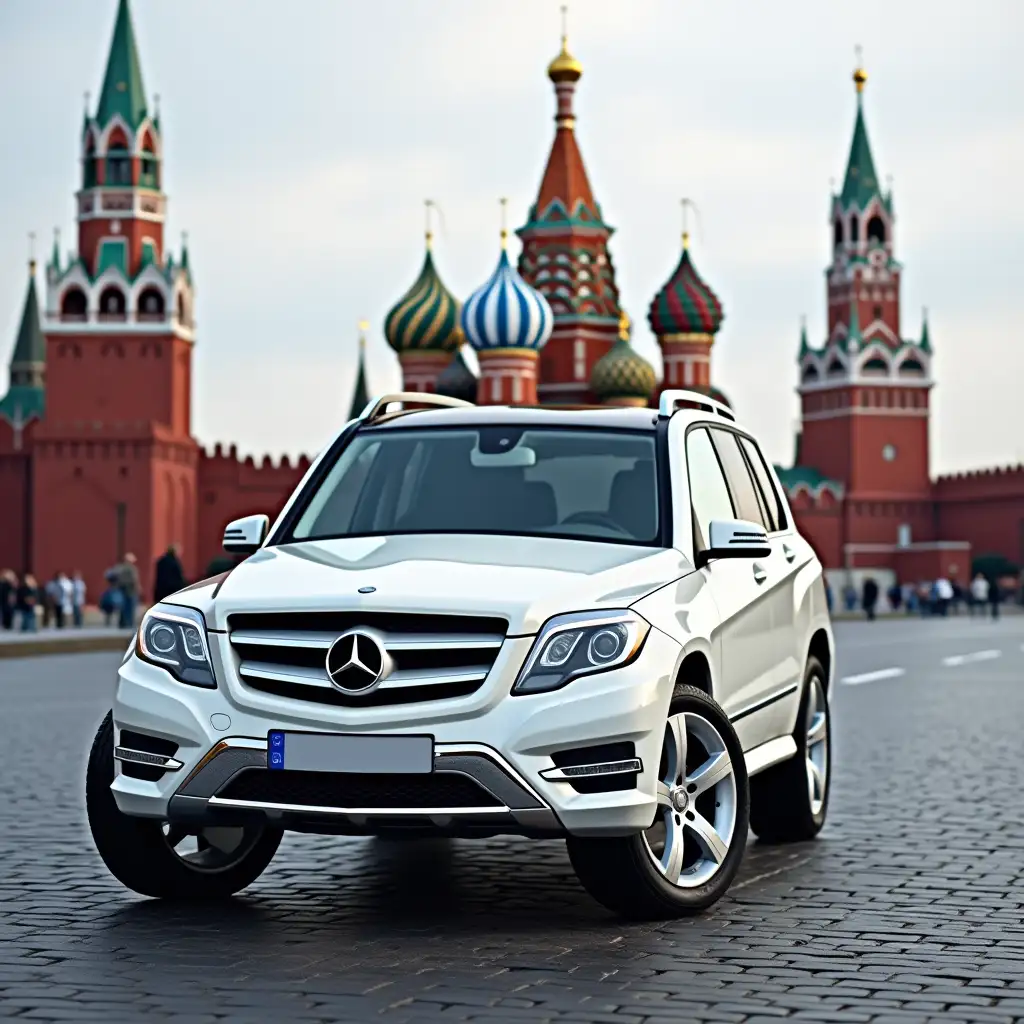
[516,10,621,403]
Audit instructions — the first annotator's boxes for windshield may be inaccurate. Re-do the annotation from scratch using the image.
[289,426,661,546]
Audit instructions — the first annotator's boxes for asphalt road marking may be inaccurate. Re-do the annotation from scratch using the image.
[841,667,906,685]
[943,649,1002,667]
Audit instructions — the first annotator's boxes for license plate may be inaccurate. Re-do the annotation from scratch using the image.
[267,731,433,774]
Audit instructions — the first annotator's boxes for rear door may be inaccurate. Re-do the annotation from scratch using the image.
[707,427,798,748]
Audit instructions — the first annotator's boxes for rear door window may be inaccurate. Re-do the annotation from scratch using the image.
[709,429,768,530]
[738,435,787,532]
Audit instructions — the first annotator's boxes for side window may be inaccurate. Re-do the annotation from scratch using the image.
[738,434,787,532]
[709,429,768,529]
[685,428,735,549]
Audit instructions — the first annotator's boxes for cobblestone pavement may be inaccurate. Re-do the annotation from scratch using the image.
[2,615,1023,1022]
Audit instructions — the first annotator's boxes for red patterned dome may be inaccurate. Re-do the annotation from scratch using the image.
[648,240,724,337]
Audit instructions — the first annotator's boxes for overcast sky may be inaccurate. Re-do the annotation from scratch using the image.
[0,0,1020,472]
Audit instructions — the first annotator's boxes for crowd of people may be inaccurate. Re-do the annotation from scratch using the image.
[826,571,1015,621]
[0,545,188,633]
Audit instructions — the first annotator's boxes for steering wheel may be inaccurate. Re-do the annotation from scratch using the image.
[560,510,632,536]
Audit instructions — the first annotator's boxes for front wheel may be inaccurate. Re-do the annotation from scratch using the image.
[566,685,750,920]
[86,712,283,899]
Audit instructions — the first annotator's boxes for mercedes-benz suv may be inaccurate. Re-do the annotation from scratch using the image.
[86,390,834,919]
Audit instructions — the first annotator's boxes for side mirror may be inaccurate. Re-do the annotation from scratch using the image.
[696,518,771,568]
[223,514,269,555]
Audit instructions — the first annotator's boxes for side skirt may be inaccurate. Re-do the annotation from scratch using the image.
[744,736,798,778]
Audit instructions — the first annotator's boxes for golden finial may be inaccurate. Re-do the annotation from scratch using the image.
[28,231,36,274]
[358,318,369,350]
[681,198,696,250]
[499,197,509,249]
[853,45,867,94]
[618,309,632,342]
[424,199,434,249]
[548,5,583,82]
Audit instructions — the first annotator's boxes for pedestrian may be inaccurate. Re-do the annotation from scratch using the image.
[56,571,74,629]
[43,574,63,628]
[887,582,903,613]
[115,553,141,629]
[989,577,1002,621]
[15,573,39,632]
[862,576,879,621]
[153,543,187,604]
[71,570,86,627]
[950,578,963,615]
[934,576,953,617]
[0,569,16,630]
[843,581,857,613]
[970,573,989,616]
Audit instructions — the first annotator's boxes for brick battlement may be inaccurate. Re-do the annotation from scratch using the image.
[934,463,1024,504]
[937,463,1024,483]
[200,444,312,477]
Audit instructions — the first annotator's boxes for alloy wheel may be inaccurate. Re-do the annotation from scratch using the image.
[642,712,738,888]
[805,675,829,816]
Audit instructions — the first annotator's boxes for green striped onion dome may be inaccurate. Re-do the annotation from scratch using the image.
[591,312,657,403]
[648,241,724,337]
[384,244,461,353]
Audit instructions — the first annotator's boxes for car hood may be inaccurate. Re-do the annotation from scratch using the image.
[177,534,693,635]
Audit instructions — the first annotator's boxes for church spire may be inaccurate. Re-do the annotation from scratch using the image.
[0,257,46,428]
[839,51,881,209]
[96,0,148,128]
[347,321,371,420]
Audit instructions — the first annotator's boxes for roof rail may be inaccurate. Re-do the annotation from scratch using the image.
[658,389,735,422]
[359,392,474,424]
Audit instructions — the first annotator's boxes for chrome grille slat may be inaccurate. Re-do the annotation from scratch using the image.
[228,611,508,707]
[239,660,490,690]
[230,629,504,651]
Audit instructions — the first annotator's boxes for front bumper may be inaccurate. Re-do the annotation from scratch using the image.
[110,625,681,838]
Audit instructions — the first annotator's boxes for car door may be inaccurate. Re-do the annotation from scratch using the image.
[736,432,809,703]
[707,427,797,748]
[684,426,776,730]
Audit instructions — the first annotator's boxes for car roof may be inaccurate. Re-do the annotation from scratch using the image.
[364,405,661,432]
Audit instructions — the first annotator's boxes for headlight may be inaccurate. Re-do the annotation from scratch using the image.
[136,604,216,688]
[512,609,650,695]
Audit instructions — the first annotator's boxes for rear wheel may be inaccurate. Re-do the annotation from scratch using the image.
[749,656,831,842]
[567,685,749,920]
[86,712,282,899]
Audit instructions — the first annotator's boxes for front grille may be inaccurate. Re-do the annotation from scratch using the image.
[216,768,504,809]
[227,611,507,707]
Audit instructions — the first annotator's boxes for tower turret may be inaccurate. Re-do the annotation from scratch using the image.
[516,7,620,403]
[0,259,46,443]
[346,321,371,420]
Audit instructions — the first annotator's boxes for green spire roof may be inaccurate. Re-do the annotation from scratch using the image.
[347,332,370,420]
[839,77,881,210]
[919,308,931,353]
[96,0,148,128]
[10,266,45,369]
[798,316,811,357]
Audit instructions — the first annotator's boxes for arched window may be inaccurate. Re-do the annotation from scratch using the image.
[826,357,845,376]
[106,146,131,186]
[833,218,843,248]
[867,215,886,245]
[801,365,819,383]
[862,357,889,375]
[849,214,860,243]
[61,287,88,321]
[899,357,925,376]
[99,286,127,320]
[83,135,98,189]
[138,287,165,320]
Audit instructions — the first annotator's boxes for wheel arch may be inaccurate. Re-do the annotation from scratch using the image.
[807,627,832,691]
[672,647,714,699]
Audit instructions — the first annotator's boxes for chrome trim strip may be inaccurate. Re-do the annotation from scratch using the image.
[208,796,511,817]
[114,746,184,771]
[744,736,798,777]
[728,682,800,723]
[539,758,643,782]
[238,661,490,690]
[434,742,549,807]
[230,629,504,651]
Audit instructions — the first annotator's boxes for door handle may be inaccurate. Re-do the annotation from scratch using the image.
[753,563,768,584]
[782,544,796,563]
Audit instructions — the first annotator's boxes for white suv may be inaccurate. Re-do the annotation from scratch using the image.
[86,390,834,919]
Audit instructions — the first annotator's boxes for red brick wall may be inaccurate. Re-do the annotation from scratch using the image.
[934,466,1024,566]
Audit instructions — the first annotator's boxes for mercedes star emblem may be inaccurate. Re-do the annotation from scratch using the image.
[325,629,391,695]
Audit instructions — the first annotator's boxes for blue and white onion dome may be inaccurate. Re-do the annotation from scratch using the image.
[461,245,554,353]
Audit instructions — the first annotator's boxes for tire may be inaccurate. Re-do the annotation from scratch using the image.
[86,711,283,899]
[566,685,750,920]
[749,655,831,843]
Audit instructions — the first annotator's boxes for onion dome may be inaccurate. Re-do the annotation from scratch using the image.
[648,234,725,337]
[436,345,478,403]
[462,242,554,352]
[384,236,461,354]
[548,37,582,83]
[591,311,656,405]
